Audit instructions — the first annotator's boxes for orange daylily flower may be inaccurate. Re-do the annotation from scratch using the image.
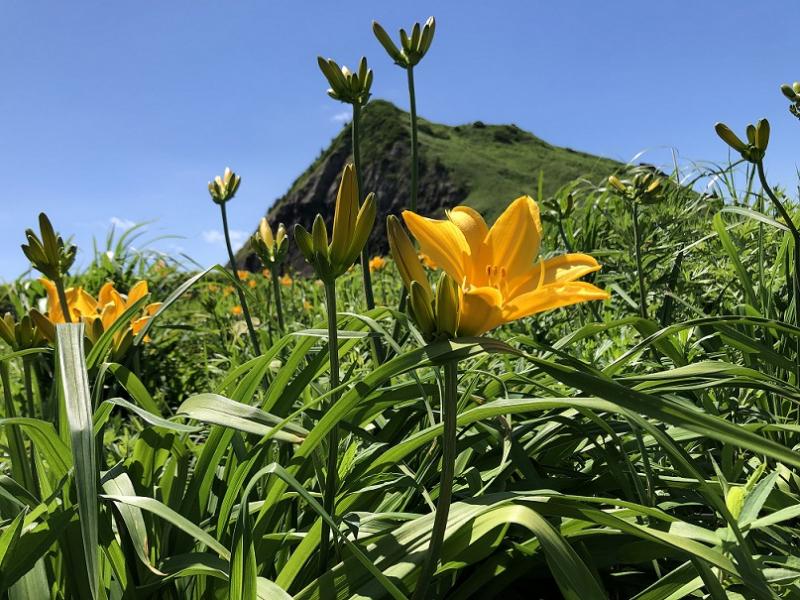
[402,196,609,336]
[36,278,161,347]
[368,255,386,272]
[231,305,243,316]
[280,274,293,287]
[39,279,98,323]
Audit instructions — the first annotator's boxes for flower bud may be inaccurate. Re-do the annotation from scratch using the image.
[372,21,404,64]
[342,192,376,269]
[607,175,627,193]
[714,122,748,153]
[387,215,431,297]
[259,217,275,250]
[294,224,315,263]
[782,83,797,100]
[755,118,770,152]
[434,272,460,339]
[409,280,436,338]
[312,214,329,260]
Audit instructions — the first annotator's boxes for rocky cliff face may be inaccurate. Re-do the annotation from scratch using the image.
[237,99,621,271]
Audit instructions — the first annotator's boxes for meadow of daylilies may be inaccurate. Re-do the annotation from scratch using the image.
[5,15,800,600]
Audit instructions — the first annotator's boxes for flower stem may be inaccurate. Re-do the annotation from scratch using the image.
[54,277,72,324]
[219,202,261,356]
[407,65,419,213]
[352,102,385,363]
[756,160,800,382]
[319,280,340,574]
[271,267,285,335]
[413,360,458,600]
[631,202,648,320]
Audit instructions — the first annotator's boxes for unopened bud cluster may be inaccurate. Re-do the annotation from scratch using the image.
[208,167,241,205]
[251,218,288,268]
[781,82,800,120]
[317,57,373,107]
[372,17,436,68]
[21,213,77,281]
[714,119,770,163]
[295,164,376,283]
[607,171,664,205]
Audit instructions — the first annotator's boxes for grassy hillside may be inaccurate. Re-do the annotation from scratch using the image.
[241,99,624,268]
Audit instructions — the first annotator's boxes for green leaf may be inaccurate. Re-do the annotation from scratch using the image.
[56,323,98,600]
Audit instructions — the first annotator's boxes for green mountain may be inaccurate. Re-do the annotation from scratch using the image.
[238,99,623,269]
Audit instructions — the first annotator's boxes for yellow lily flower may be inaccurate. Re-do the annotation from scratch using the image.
[36,279,161,347]
[402,196,609,336]
[39,278,98,323]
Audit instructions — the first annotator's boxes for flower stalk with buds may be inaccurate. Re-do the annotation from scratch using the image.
[208,168,261,356]
[317,56,380,321]
[716,117,800,378]
[294,164,376,574]
[373,17,435,213]
[251,218,288,334]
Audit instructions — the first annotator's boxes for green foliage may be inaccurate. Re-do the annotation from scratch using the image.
[5,122,800,599]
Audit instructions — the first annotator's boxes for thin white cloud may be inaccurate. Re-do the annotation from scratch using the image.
[110,216,136,229]
[202,229,249,247]
[331,111,350,123]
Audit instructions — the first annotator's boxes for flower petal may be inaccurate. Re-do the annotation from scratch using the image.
[457,286,505,336]
[448,206,490,285]
[403,210,470,284]
[503,281,609,322]
[128,281,149,304]
[39,278,63,322]
[485,196,542,281]
[507,253,602,298]
[72,288,98,317]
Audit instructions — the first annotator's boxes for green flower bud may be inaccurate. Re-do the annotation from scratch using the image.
[434,272,460,339]
[755,118,770,152]
[372,21,404,64]
[311,214,329,260]
[409,280,436,338]
[294,224,315,264]
[781,83,796,100]
[714,122,748,153]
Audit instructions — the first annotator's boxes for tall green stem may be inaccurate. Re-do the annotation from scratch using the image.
[631,202,648,320]
[219,202,261,356]
[413,360,458,600]
[54,278,72,324]
[351,102,376,312]
[271,267,285,335]
[407,65,419,212]
[352,102,385,363]
[22,355,36,419]
[319,281,340,574]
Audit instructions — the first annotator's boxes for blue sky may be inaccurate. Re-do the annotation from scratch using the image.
[2,1,800,279]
